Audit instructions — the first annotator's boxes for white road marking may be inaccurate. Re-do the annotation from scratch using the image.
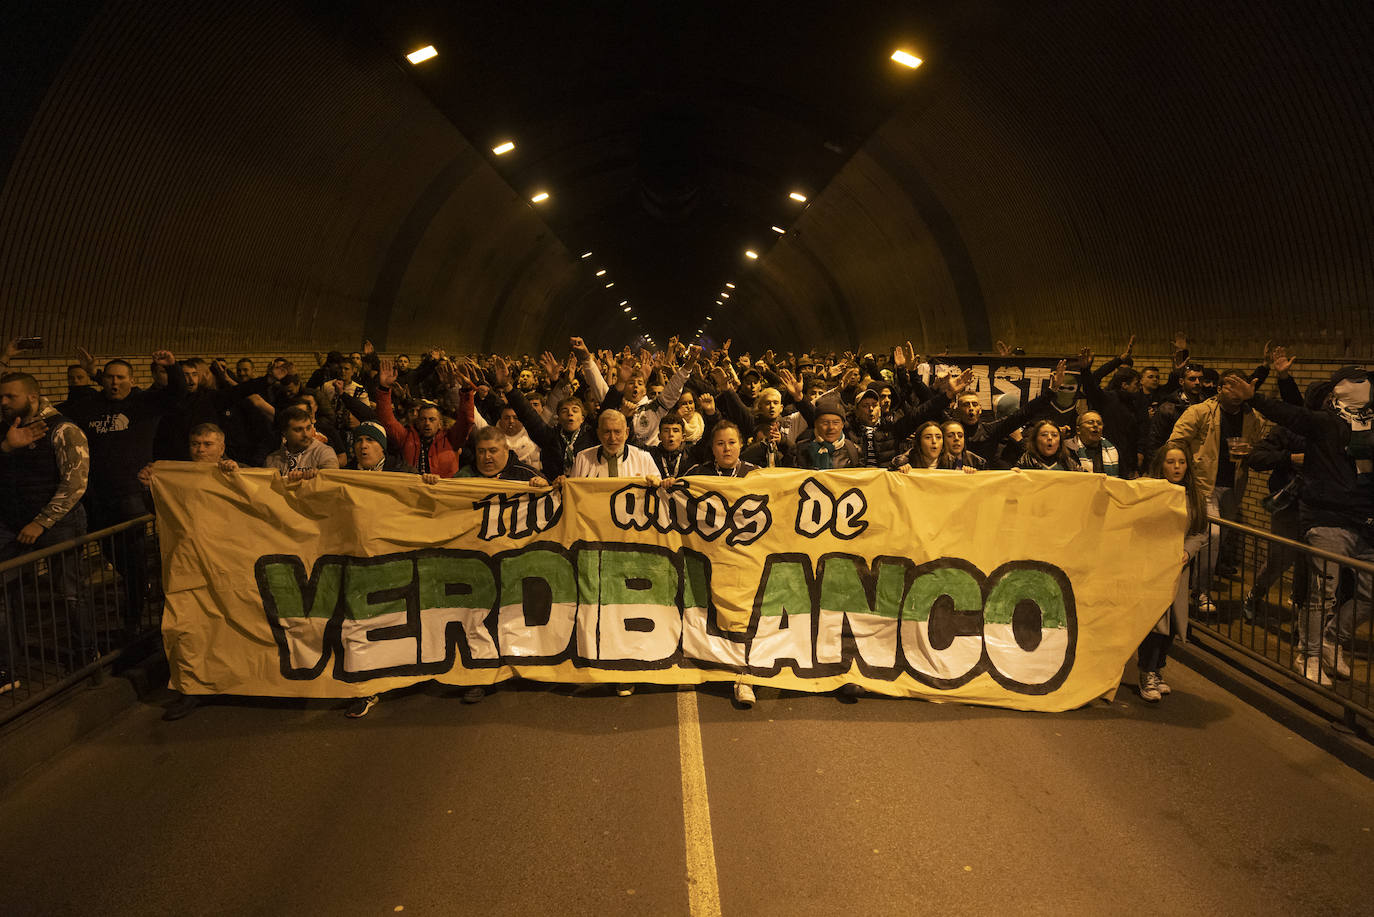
[677,689,722,917]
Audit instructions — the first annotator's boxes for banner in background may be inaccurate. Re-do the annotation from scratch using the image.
[917,355,1080,409]
[152,464,1187,712]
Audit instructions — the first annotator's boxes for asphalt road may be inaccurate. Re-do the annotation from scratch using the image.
[3,663,1374,916]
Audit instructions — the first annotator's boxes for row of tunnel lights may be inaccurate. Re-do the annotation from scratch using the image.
[405,43,923,345]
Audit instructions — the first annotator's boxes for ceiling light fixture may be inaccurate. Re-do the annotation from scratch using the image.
[605,282,615,288]
[530,191,550,203]
[406,45,438,65]
[891,49,923,69]
[744,251,759,260]
[720,292,731,299]
[789,191,807,203]
[619,301,628,306]
[623,306,632,312]
[492,141,515,155]
[596,269,607,276]
[715,300,722,305]
[581,252,593,259]
[725,282,735,289]
[771,226,785,234]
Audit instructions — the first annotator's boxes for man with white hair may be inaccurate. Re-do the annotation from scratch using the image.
[571,409,659,480]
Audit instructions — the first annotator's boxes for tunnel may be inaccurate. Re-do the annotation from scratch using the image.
[1,0,1369,360]
[3,4,1374,915]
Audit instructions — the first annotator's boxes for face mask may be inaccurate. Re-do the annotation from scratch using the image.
[1332,378,1372,431]
[1054,374,1079,409]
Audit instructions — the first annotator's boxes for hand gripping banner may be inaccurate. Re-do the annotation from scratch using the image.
[151,464,1188,712]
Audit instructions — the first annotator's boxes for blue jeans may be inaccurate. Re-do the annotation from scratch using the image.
[1298,526,1374,658]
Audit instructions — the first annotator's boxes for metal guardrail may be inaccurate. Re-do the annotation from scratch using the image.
[0,514,160,727]
[1189,513,1374,730]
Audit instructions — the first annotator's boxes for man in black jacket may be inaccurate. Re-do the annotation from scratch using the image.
[65,350,185,631]
[1224,363,1373,683]
[1,371,92,691]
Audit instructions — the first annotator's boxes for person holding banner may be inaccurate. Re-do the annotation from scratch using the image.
[683,420,758,479]
[892,421,947,471]
[1065,411,1123,477]
[458,426,547,485]
[263,406,339,479]
[941,421,985,471]
[679,419,761,706]
[346,422,422,475]
[1138,444,1209,702]
[1015,420,1085,472]
[570,408,661,697]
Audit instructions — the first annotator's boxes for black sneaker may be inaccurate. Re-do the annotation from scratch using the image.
[162,693,200,721]
[461,686,485,704]
[346,694,379,718]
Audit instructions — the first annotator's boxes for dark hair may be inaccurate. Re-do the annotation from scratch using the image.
[1024,419,1075,466]
[1183,362,1204,376]
[277,406,312,432]
[659,415,683,431]
[1219,368,1248,384]
[0,371,39,395]
[557,396,586,413]
[103,358,132,373]
[1108,367,1140,391]
[301,388,334,422]
[1150,444,1207,535]
[909,421,946,467]
[473,426,506,446]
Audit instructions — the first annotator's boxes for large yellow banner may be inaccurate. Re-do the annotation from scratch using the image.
[151,464,1187,712]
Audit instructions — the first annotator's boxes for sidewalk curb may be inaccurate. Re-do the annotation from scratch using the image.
[1172,636,1374,779]
[0,648,168,792]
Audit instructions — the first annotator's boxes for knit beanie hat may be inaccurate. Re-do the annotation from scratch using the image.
[354,421,387,450]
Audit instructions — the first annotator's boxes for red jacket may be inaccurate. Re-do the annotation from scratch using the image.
[377,387,474,477]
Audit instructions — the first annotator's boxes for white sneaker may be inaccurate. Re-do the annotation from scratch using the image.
[1292,655,1323,683]
[732,681,755,707]
[1321,643,1352,680]
[1193,594,1218,615]
[1138,670,1161,703]
[1156,673,1172,696]
[616,684,635,697]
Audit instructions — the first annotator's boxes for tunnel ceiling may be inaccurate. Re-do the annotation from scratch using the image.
[341,0,952,346]
[1,1,1369,359]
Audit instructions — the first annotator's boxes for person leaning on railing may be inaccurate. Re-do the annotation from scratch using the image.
[0,362,93,694]
[1223,362,1373,684]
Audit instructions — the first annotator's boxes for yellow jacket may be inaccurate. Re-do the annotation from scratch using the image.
[1167,397,1273,498]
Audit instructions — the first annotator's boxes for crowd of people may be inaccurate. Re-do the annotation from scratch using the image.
[1,332,1369,717]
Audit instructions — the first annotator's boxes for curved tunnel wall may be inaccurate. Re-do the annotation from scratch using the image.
[0,0,581,357]
[750,1,1373,358]
[0,0,1370,361]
